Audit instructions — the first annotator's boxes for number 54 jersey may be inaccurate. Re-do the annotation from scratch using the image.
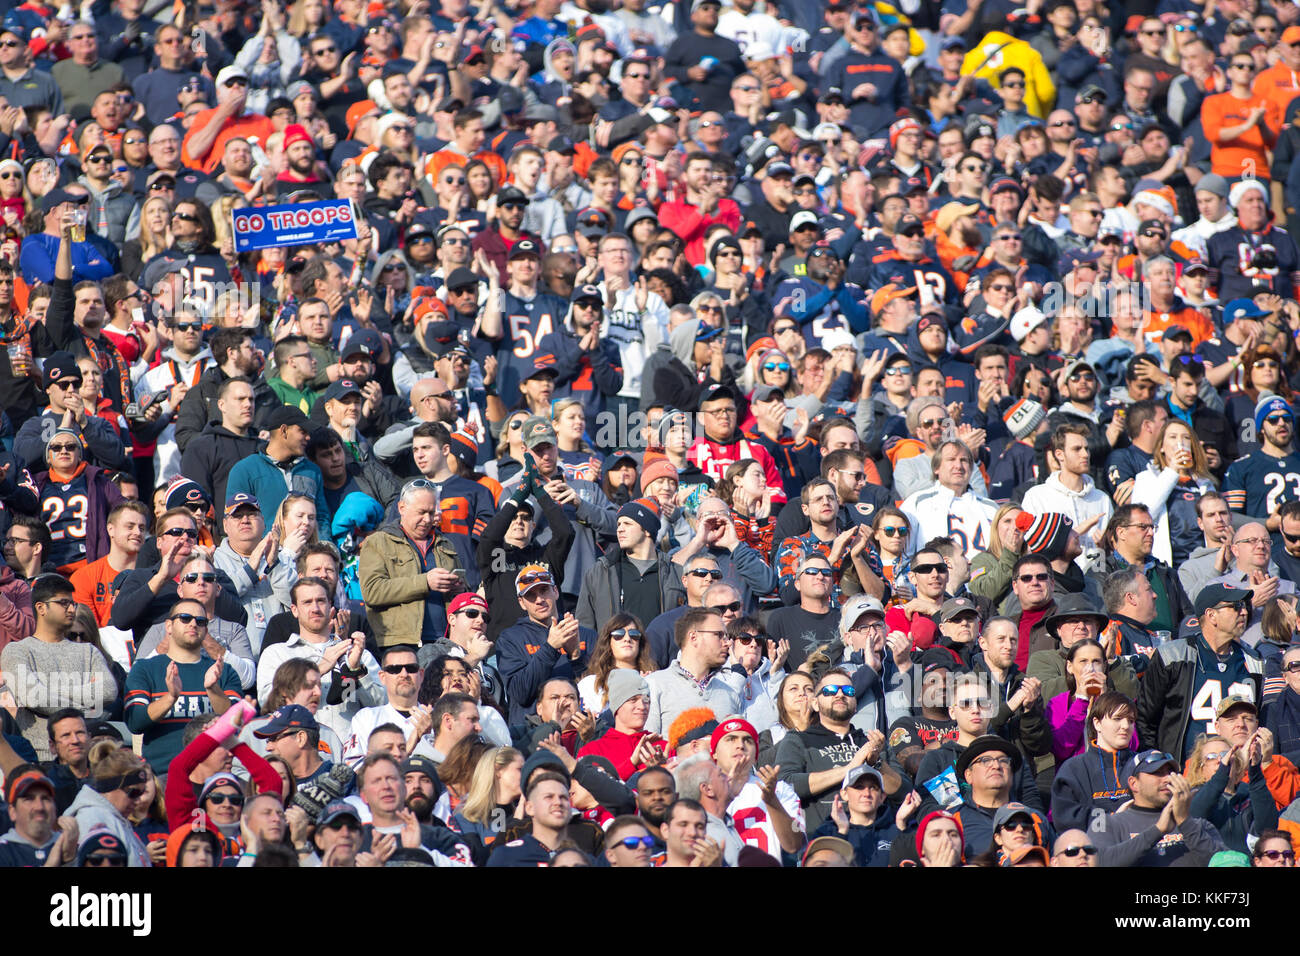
[1222,448,1300,518]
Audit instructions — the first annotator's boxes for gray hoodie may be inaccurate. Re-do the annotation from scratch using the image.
[67,786,151,867]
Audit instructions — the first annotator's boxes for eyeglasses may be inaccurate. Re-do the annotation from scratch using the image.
[1235,536,1269,547]
[172,212,198,223]
[686,568,724,579]
[617,835,656,850]
[997,233,1022,241]
[912,563,948,575]
[47,442,81,453]
[800,567,835,577]
[162,527,198,538]
[1058,844,1098,858]
[170,612,209,627]
[818,684,856,698]
[1122,523,1155,532]
[44,598,78,610]
[710,601,743,615]
[1266,415,1293,426]
[1017,572,1051,583]
[878,526,908,537]
[206,792,245,806]
[382,663,420,674]
[610,628,642,640]
[181,572,217,583]
[4,535,32,546]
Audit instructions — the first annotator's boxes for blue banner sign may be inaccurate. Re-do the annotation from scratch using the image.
[232,199,359,252]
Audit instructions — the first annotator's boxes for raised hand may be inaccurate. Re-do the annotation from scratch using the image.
[203,651,225,691]
[165,661,183,699]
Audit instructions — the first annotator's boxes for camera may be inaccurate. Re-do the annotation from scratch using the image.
[291,761,356,820]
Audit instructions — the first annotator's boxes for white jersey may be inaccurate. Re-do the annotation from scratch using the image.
[716,10,806,56]
[725,774,804,861]
[342,703,419,766]
[139,347,215,482]
[599,282,669,398]
[901,484,998,561]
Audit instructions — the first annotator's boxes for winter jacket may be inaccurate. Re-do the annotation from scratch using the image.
[178,422,264,520]
[1131,464,1216,566]
[810,813,900,867]
[15,410,131,474]
[1187,760,1279,855]
[645,659,745,737]
[76,174,140,244]
[968,546,1018,608]
[1089,550,1193,637]
[0,565,33,652]
[110,561,247,642]
[575,546,685,635]
[914,737,1046,820]
[210,538,296,656]
[224,449,331,531]
[476,492,574,642]
[1136,636,1265,759]
[67,785,151,867]
[495,616,594,724]
[174,366,280,452]
[1050,744,1135,831]
[358,519,461,649]
[971,654,1052,760]
[32,465,125,567]
[1091,800,1226,866]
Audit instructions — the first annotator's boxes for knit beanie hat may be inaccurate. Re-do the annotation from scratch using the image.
[916,810,965,861]
[1003,399,1046,441]
[606,669,650,715]
[1015,511,1073,562]
[1255,393,1293,432]
[617,497,661,538]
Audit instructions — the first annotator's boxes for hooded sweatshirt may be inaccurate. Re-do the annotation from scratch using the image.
[1049,744,1135,831]
[1019,472,1114,566]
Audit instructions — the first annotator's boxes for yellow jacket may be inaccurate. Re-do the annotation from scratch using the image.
[961,30,1056,120]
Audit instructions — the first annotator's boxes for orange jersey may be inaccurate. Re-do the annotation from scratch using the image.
[1142,303,1216,347]
[69,554,127,627]
[1253,63,1300,133]
[1200,91,1279,179]
[181,109,274,174]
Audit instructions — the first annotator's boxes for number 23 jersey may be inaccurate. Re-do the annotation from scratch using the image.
[41,471,90,568]
[1222,449,1300,517]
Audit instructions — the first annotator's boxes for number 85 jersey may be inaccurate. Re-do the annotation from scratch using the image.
[1222,448,1300,518]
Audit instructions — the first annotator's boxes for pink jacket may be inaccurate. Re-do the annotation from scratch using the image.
[0,565,34,652]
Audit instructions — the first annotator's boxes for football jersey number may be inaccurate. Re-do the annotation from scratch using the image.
[1190,680,1255,737]
[440,498,470,536]
[1262,472,1300,512]
[910,270,948,306]
[947,512,986,555]
[44,493,89,541]
[509,313,554,359]
[731,805,770,853]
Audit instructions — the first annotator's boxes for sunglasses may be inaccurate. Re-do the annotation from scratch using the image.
[999,819,1035,832]
[172,212,198,223]
[912,563,948,575]
[987,283,1015,293]
[1109,123,1133,132]
[617,835,656,850]
[800,567,835,577]
[312,45,337,54]
[1018,572,1051,583]
[1258,849,1296,861]
[149,181,175,191]
[382,663,420,674]
[457,608,488,620]
[1266,415,1293,426]
[883,366,911,377]
[325,818,360,831]
[774,324,798,335]
[162,527,198,538]
[170,612,209,626]
[997,233,1022,241]
[441,237,470,246]
[710,601,743,615]
[1049,120,1075,127]
[1068,371,1096,381]
[1140,230,1167,239]
[818,684,856,697]
[879,526,908,537]
[171,321,204,332]
[609,628,643,641]
[1058,844,1099,858]
[124,786,148,800]
[181,572,217,583]
[206,792,245,806]
[686,568,724,579]
[47,442,81,453]
[763,361,791,372]
[734,634,761,645]
[1002,80,1025,88]
[85,854,127,866]
[85,153,112,164]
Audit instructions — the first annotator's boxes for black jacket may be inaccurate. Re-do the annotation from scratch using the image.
[174,365,280,452]
[476,490,574,643]
[178,422,263,518]
[775,720,871,831]
[649,355,735,414]
[1136,637,1265,758]
[971,653,1052,761]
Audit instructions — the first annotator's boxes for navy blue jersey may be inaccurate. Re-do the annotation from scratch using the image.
[485,832,553,867]
[1183,639,1256,759]
[1223,449,1300,517]
[1166,483,1204,566]
[496,289,569,407]
[1105,444,1152,495]
[41,471,90,568]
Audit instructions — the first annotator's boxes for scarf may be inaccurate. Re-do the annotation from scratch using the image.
[0,311,34,348]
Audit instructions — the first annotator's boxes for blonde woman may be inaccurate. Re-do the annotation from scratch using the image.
[491,408,532,484]
[451,747,524,850]
[966,502,1024,606]
[1131,419,1215,566]
[552,398,601,483]
[67,742,153,866]
[271,492,320,562]
[121,195,173,279]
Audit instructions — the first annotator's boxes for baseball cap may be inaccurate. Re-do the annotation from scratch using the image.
[318,800,362,828]
[448,592,489,616]
[1182,257,1208,275]
[938,596,981,623]
[440,267,478,294]
[766,161,794,179]
[896,214,925,237]
[989,176,1023,197]
[41,187,90,215]
[1010,305,1048,342]
[497,185,531,206]
[572,282,604,305]
[515,563,555,596]
[340,328,383,360]
[842,765,884,790]
[752,384,785,402]
[838,594,885,639]
[519,415,557,448]
[1223,297,1268,322]
[1122,749,1178,779]
[5,768,54,805]
[789,210,820,233]
[575,206,611,237]
[224,492,261,517]
[215,64,248,87]
[1193,582,1254,618]
[508,238,541,260]
[266,405,312,431]
[1215,695,1258,719]
[322,378,363,403]
[523,354,559,380]
[253,704,319,738]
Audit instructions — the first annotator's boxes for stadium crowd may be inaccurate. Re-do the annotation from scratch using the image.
[1,0,1300,869]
